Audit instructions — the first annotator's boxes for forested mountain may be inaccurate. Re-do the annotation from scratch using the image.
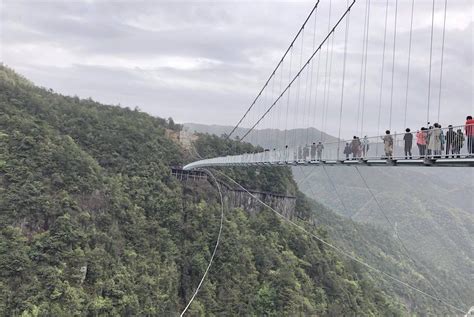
[293,166,473,308]
[0,65,421,315]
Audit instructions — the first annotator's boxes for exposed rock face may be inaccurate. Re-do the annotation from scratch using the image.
[171,168,296,218]
[221,188,296,219]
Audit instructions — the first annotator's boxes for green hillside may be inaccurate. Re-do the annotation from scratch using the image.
[0,65,414,316]
[293,166,473,309]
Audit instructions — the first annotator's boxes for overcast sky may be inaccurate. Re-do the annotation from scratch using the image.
[1,0,472,139]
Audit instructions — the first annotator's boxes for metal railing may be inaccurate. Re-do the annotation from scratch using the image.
[184,124,474,169]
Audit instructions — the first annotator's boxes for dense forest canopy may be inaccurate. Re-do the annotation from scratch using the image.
[0,65,463,315]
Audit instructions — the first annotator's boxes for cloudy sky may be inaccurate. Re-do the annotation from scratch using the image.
[1,0,472,139]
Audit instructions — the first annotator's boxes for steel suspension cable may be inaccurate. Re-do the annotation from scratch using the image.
[278,60,284,148]
[360,0,371,137]
[312,51,322,141]
[306,12,319,145]
[376,0,390,152]
[356,0,369,136]
[252,92,257,146]
[215,169,467,316]
[300,164,465,313]
[353,166,452,307]
[323,32,336,142]
[271,70,276,147]
[437,0,447,122]
[404,0,415,129]
[180,169,225,316]
[302,34,312,146]
[322,166,351,214]
[240,0,356,142]
[226,1,321,140]
[294,28,306,147]
[388,0,398,130]
[297,166,398,269]
[262,86,267,147]
[427,0,436,124]
[303,62,311,145]
[284,47,294,147]
[320,0,332,142]
[337,0,351,159]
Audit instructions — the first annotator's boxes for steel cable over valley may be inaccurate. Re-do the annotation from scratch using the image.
[180,169,225,316]
[213,169,467,315]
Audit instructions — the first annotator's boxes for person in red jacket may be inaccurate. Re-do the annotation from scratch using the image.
[466,115,474,155]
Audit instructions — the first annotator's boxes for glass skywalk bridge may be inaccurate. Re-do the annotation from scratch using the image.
[184,125,474,170]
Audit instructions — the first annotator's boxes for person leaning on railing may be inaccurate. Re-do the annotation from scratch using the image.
[382,130,394,159]
[344,143,351,160]
[453,129,465,158]
[445,125,456,158]
[416,127,427,157]
[465,116,474,156]
[426,126,433,156]
[437,124,443,157]
[428,123,442,158]
[310,142,316,161]
[316,142,324,161]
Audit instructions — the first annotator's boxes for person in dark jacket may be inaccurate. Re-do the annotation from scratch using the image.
[454,129,465,158]
[343,143,351,160]
[403,128,413,159]
[351,136,361,159]
[445,125,456,158]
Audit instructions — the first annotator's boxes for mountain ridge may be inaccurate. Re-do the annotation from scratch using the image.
[183,122,339,149]
[1,65,422,316]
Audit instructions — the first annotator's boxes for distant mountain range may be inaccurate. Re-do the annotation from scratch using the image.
[183,123,339,149]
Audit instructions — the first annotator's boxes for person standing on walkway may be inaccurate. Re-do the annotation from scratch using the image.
[416,128,427,157]
[310,142,317,161]
[438,123,446,158]
[426,126,433,156]
[403,128,413,159]
[356,137,362,157]
[362,136,370,158]
[465,115,474,156]
[445,125,456,158]
[344,143,351,160]
[283,145,289,162]
[454,129,465,158]
[351,136,361,159]
[428,123,442,158]
[382,130,394,159]
[316,142,324,161]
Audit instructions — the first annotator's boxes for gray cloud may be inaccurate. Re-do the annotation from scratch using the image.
[0,0,472,140]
